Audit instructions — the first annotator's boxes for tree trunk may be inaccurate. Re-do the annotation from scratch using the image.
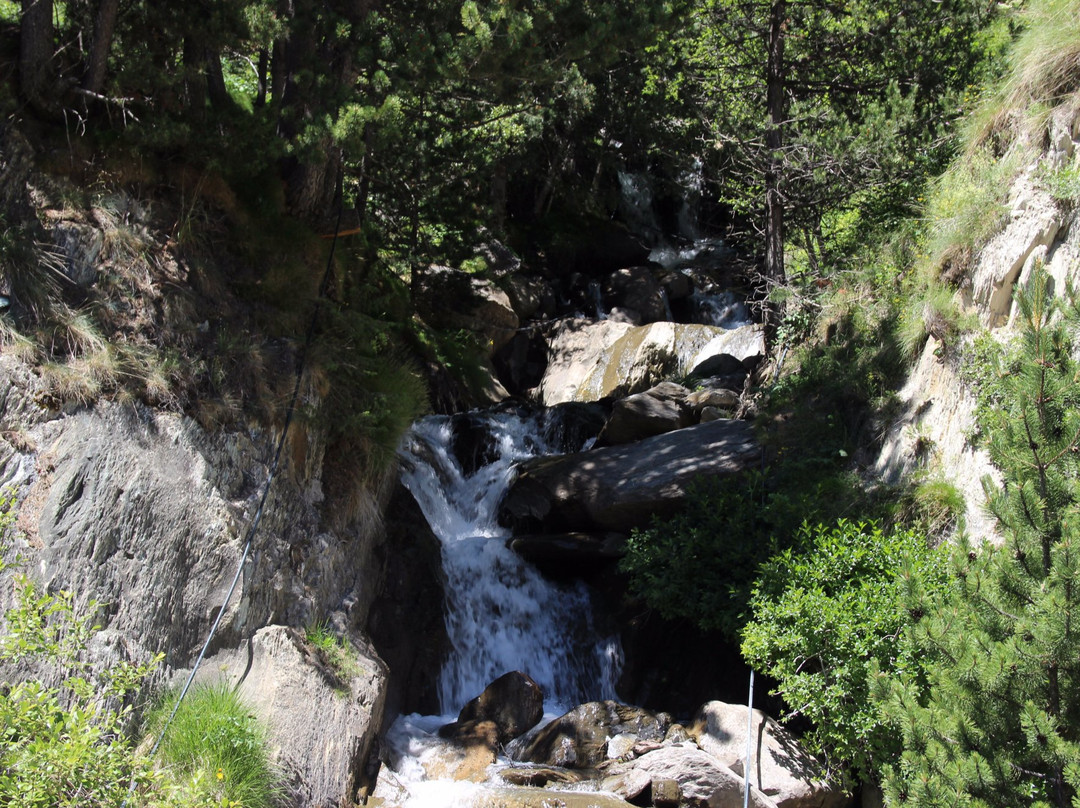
[82,0,120,96]
[19,0,54,113]
[763,0,786,318]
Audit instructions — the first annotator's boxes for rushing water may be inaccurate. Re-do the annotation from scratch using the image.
[397,408,622,713]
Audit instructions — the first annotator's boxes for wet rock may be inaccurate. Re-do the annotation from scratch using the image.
[499,419,760,534]
[440,671,545,746]
[690,702,848,808]
[601,766,653,802]
[498,766,588,787]
[508,532,625,576]
[472,785,637,808]
[513,701,669,769]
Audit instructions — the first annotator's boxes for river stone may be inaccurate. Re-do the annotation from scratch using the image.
[507,531,625,575]
[600,766,653,802]
[498,418,760,534]
[690,701,847,808]
[513,701,669,769]
[471,786,637,808]
[539,321,763,405]
[603,266,668,323]
[440,670,545,745]
[611,746,779,808]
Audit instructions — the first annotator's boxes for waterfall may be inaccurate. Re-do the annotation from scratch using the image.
[397,409,622,713]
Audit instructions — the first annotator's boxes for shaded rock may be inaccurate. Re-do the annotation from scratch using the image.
[597,382,694,445]
[51,220,103,287]
[498,766,588,787]
[611,746,778,808]
[688,328,766,376]
[689,353,746,379]
[657,268,694,302]
[503,273,555,321]
[690,702,848,808]
[413,265,520,353]
[513,701,669,769]
[198,626,388,807]
[687,388,741,413]
[499,419,760,534]
[440,671,545,746]
[508,532,626,576]
[652,778,682,807]
[603,266,668,324]
[494,329,549,396]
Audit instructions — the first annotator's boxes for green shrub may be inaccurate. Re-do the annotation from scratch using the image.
[146,683,282,808]
[741,520,947,787]
[0,492,163,807]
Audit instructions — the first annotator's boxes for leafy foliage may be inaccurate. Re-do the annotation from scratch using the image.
[742,520,947,786]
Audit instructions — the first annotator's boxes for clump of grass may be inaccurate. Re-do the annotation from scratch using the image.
[145,682,283,808]
[898,476,967,544]
[303,619,360,685]
[897,282,974,359]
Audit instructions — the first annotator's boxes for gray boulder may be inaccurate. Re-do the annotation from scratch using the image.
[609,746,779,808]
[690,702,849,808]
[603,266,669,323]
[597,381,695,445]
[499,418,760,534]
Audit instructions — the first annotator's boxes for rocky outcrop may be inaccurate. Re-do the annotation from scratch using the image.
[499,418,760,534]
[0,383,395,805]
[876,111,1080,539]
[413,264,521,353]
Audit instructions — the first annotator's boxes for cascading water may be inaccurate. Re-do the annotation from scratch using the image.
[380,408,623,806]
[397,410,621,711]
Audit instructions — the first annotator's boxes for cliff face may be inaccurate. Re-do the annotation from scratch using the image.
[875,104,1080,541]
[0,124,398,805]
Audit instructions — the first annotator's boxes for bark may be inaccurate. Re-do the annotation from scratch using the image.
[82,0,120,96]
[19,0,55,113]
[763,0,786,299]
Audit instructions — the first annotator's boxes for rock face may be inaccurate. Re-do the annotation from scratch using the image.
[196,626,388,807]
[413,264,521,353]
[691,701,846,808]
[0,384,395,806]
[499,418,760,534]
[875,120,1080,540]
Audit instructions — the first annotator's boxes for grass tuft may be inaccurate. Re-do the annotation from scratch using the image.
[145,682,283,808]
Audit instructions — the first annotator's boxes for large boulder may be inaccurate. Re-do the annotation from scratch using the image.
[413,265,520,353]
[606,746,779,808]
[440,671,545,746]
[538,321,764,405]
[512,701,669,769]
[197,626,388,807]
[690,702,848,808]
[499,418,760,534]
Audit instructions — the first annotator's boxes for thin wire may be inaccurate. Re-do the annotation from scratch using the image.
[124,183,346,803]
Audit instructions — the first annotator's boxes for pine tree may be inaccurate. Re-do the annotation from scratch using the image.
[879,266,1080,806]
